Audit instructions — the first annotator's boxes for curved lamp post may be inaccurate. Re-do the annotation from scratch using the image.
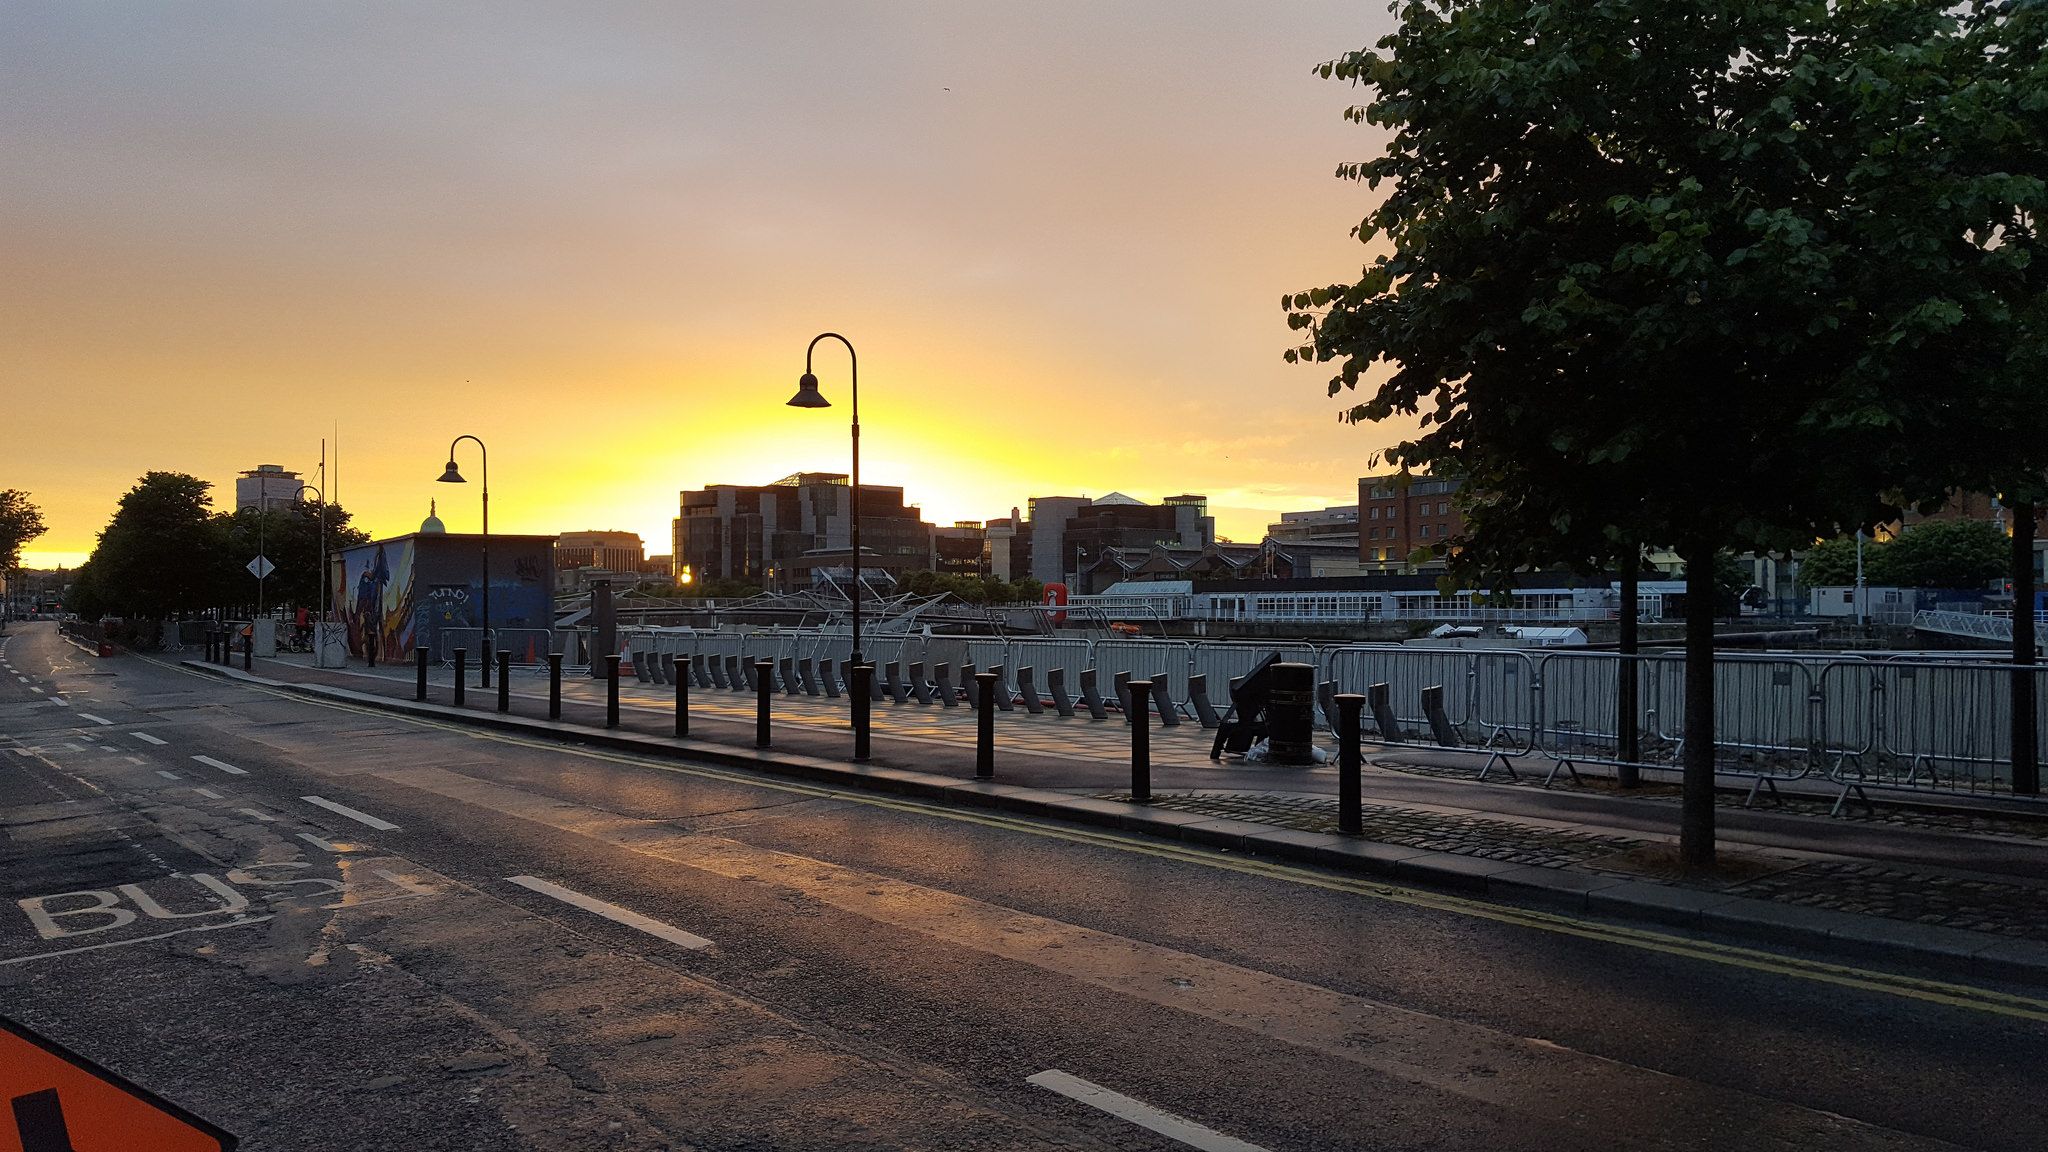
[292,482,326,656]
[437,435,489,688]
[788,333,869,759]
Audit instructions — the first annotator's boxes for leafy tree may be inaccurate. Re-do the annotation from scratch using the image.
[221,498,370,611]
[0,490,45,570]
[678,577,768,600]
[1879,520,2011,588]
[1798,520,2011,591]
[900,570,1046,605]
[1281,0,1998,864]
[1845,1,2048,792]
[70,473,235,620]
[1794,537,1863,592]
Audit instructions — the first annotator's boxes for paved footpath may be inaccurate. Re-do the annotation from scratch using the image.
[199,650,2048,978]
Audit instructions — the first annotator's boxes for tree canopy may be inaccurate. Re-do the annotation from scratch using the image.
[0,490,46,570]
[1285,0,2048,860]
[1797,519,2012,591]
[70,473,372,620]
[70,473,234,620]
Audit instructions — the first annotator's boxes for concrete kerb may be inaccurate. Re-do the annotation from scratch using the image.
[178,658,2048,989]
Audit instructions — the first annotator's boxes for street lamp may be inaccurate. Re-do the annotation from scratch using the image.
[437,435,489,688]
[788,332,869,759]
[291,482,326,659]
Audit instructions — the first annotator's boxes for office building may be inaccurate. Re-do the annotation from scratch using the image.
[672,473,936,592]
[235,464,304,513]
[556,530,657,574]
[933,522,990,578]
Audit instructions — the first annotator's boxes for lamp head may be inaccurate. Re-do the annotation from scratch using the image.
[437,460,466,483]
[786,371,831,409]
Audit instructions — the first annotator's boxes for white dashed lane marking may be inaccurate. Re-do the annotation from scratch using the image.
[1025,1070,1271,1152]
[192,755,247,776]
[75,714,112,726]
[505,876,713,950]
[301,795,399,831]
[155,771,181,780]
[193,788,222,799]
[131,732,167,745]
[298,833,357,853]
[236,808,276,823]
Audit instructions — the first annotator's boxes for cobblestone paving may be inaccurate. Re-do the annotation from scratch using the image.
[1092,791,1641,868]
[1726,862,2048,941]
[1373,756,2048,841]
[1102,790,2048,941]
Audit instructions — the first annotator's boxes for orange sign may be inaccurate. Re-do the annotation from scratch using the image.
[1,1016,236,1152]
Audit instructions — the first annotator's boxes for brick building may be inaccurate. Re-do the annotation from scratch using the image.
[1358,473,1466,573]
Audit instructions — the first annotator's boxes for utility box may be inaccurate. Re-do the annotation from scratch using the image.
[315,622,350,667]
[252,617,277,658]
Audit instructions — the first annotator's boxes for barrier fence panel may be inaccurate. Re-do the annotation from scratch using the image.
[1850,660,2048,793]
[1538,652,1822,778]
[1189,643,1321,710]
[962,638,1012,678]
[1536,651,1660,764]
[1092,639,1195,708]
[1324,646,1476,739]
[488,628,554,665]
[1004,639,1093,701]
[437,627,483,663]
[1468,650,1540,750]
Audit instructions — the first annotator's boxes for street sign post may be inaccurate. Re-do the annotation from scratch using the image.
[2,1014,237,1150]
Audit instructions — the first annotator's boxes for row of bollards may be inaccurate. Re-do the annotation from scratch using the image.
[391,647,1375,844]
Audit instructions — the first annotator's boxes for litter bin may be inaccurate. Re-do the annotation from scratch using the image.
[96,641,114,658]
[1266,661,1317,765]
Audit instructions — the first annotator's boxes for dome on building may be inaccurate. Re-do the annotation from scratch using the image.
[420,500,446,535]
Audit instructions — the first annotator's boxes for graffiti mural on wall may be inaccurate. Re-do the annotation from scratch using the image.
[332,539,416,659]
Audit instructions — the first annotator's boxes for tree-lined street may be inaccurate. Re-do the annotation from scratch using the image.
[3,622,2046,1150]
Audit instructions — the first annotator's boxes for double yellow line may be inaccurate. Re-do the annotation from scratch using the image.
[179,658,2048,1024]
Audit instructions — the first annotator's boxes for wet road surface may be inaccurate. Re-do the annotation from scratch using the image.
[2,622,2044,1150]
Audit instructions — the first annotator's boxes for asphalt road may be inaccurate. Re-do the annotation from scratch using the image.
[3,620,2045,1151]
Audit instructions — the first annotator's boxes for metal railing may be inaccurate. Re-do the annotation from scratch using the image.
[543,624,2048,802]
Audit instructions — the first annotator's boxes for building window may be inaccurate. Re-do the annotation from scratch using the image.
[1420,525,1432,538]
[1369,507,1379,519]
[1386,506,1397,518]
[1438,501,1449,514]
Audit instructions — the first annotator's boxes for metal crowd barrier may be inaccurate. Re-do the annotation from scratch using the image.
[559,625,2048,803]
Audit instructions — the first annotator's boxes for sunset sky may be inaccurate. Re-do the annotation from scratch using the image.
[2,2,1412,568]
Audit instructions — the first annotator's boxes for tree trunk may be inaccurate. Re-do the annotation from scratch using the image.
[2013,502,2038,796]
[1617,549,1640,787]
[1681,541,1716,868]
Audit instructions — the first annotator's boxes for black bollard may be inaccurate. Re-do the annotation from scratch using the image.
[453,649,467,706]
[548,652,563,719]
[756,659,773,748]
[497,651,511,713]
[242,632,252,671]
[1128,679,1152,801]
[416,647,429,701]
[605,654,621,728]
[1336,693,1365,835]
[975,671,997,778]
[851,663,872,761]
[673,654,689,737]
